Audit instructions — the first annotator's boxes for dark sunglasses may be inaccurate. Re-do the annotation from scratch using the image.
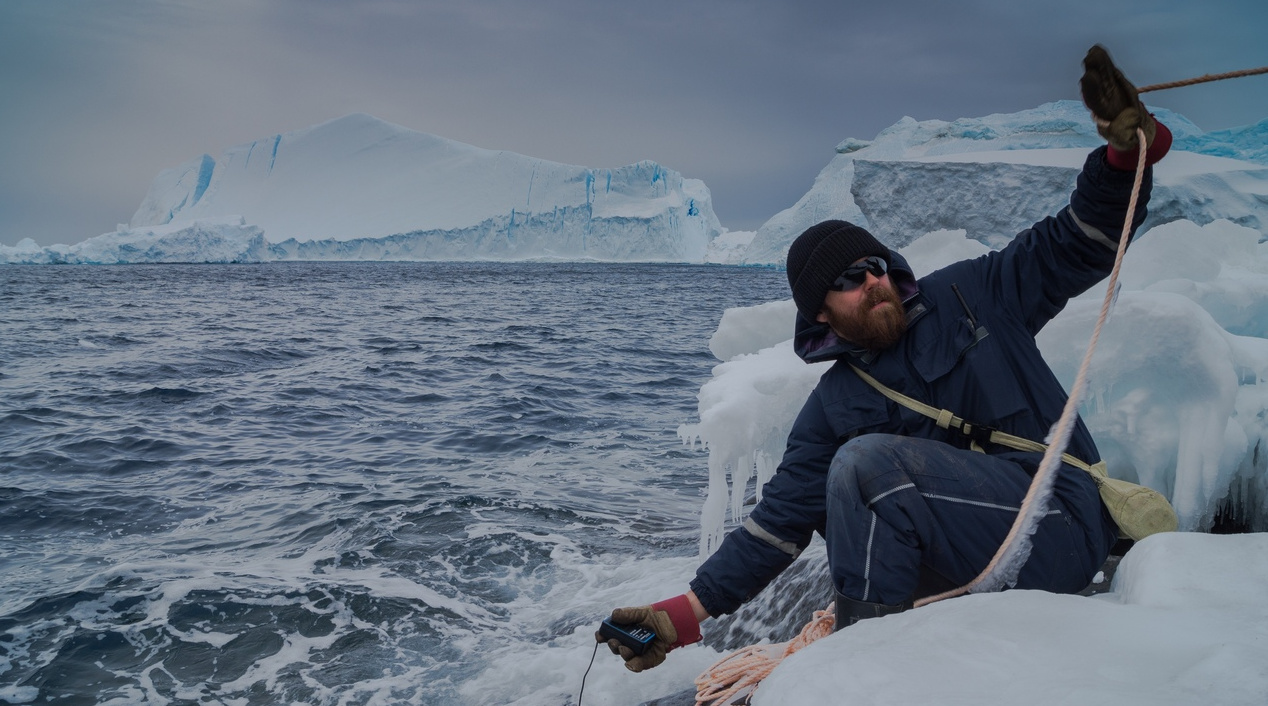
[828,256,888,291]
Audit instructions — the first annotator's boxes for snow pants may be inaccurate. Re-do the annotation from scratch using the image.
[826,433,1106,606]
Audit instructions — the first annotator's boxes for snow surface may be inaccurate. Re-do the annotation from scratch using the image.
[702,230,756,266]
[755,532,1268,706]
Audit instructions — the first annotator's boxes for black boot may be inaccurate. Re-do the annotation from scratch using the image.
[834,590,910,630]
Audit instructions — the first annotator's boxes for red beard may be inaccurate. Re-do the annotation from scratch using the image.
[822,283,908,351]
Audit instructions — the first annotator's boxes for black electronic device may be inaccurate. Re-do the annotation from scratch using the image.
[597,618,657,656]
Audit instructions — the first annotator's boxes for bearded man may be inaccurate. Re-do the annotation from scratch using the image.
[599,46,1173,672]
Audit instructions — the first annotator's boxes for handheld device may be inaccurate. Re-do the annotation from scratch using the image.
[597,618,657,656]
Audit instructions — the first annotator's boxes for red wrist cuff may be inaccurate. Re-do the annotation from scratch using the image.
[1107,117,1172,170]
[652,594,702,649]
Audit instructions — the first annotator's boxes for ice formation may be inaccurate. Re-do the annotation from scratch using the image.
[683,218,1268,568]
[0,218,270,265]
[742,101,1268,264]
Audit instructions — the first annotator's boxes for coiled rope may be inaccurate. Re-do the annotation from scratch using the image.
[692,63,1265,705]
[693,603,836,706]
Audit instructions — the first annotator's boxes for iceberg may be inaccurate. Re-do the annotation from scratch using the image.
[743,101,1268,263]
[128,113,721,262]
[0,218,270,265]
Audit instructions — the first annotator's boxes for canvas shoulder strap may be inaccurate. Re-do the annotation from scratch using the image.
[847,364,1094,472]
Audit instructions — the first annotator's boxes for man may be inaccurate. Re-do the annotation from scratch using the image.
[600,46,1173,672]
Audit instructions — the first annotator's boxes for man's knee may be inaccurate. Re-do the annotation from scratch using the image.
[828,434,906,499]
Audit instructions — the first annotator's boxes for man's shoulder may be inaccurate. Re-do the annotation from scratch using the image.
[810,360,875,404]
[918,253,992,287]
[803,362,892,439]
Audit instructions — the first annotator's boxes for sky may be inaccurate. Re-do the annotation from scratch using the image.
[2,0,1265,247]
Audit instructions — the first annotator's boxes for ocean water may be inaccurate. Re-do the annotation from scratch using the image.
[0,261,790,705]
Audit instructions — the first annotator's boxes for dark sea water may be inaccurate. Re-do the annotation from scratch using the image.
[0,262,789,705]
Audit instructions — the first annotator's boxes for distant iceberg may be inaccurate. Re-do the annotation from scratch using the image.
[0,218,270,265]
[127,113,721,263]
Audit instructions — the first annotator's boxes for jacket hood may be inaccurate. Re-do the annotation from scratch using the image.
[793,248,920,364]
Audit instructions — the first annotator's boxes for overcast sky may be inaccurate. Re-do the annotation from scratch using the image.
[2,0,1265,246]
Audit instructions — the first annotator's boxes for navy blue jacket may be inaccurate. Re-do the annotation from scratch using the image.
[690,148,1150,617]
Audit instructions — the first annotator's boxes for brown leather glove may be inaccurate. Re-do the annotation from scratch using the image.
[597,605,678,672]
[1080,44,1156,153]
[597,595,703,673]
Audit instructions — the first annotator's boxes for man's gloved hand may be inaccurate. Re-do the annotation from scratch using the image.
[1080,44,1154,152]
[597,595,702,673]
[1080,44,1171,169]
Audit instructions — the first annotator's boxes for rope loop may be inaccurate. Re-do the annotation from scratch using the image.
[693,604,835,706]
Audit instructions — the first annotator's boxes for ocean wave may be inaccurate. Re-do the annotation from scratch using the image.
[0,262,788,705]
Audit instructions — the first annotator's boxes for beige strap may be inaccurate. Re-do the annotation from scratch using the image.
[847,364,1094,473]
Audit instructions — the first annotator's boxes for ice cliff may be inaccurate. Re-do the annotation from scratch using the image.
[743,101,1268,263]
[124,113,720,262]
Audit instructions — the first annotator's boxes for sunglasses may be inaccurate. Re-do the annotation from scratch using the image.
[828,256,888,291]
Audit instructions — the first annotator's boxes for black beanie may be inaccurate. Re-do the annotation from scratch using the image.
[786,220,890,320]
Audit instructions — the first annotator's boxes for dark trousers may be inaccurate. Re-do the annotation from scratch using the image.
[826,434,1103,606]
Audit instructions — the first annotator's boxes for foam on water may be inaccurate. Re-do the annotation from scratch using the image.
[0,262,788,705]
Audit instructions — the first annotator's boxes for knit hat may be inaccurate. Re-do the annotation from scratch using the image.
[786,220,890,319]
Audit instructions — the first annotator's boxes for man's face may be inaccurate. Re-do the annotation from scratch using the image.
[816,258,907,351]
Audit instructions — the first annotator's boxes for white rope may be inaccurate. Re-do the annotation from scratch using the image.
[915,128,1148,606]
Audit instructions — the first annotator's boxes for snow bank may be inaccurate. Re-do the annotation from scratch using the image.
[756,532,1268,706]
